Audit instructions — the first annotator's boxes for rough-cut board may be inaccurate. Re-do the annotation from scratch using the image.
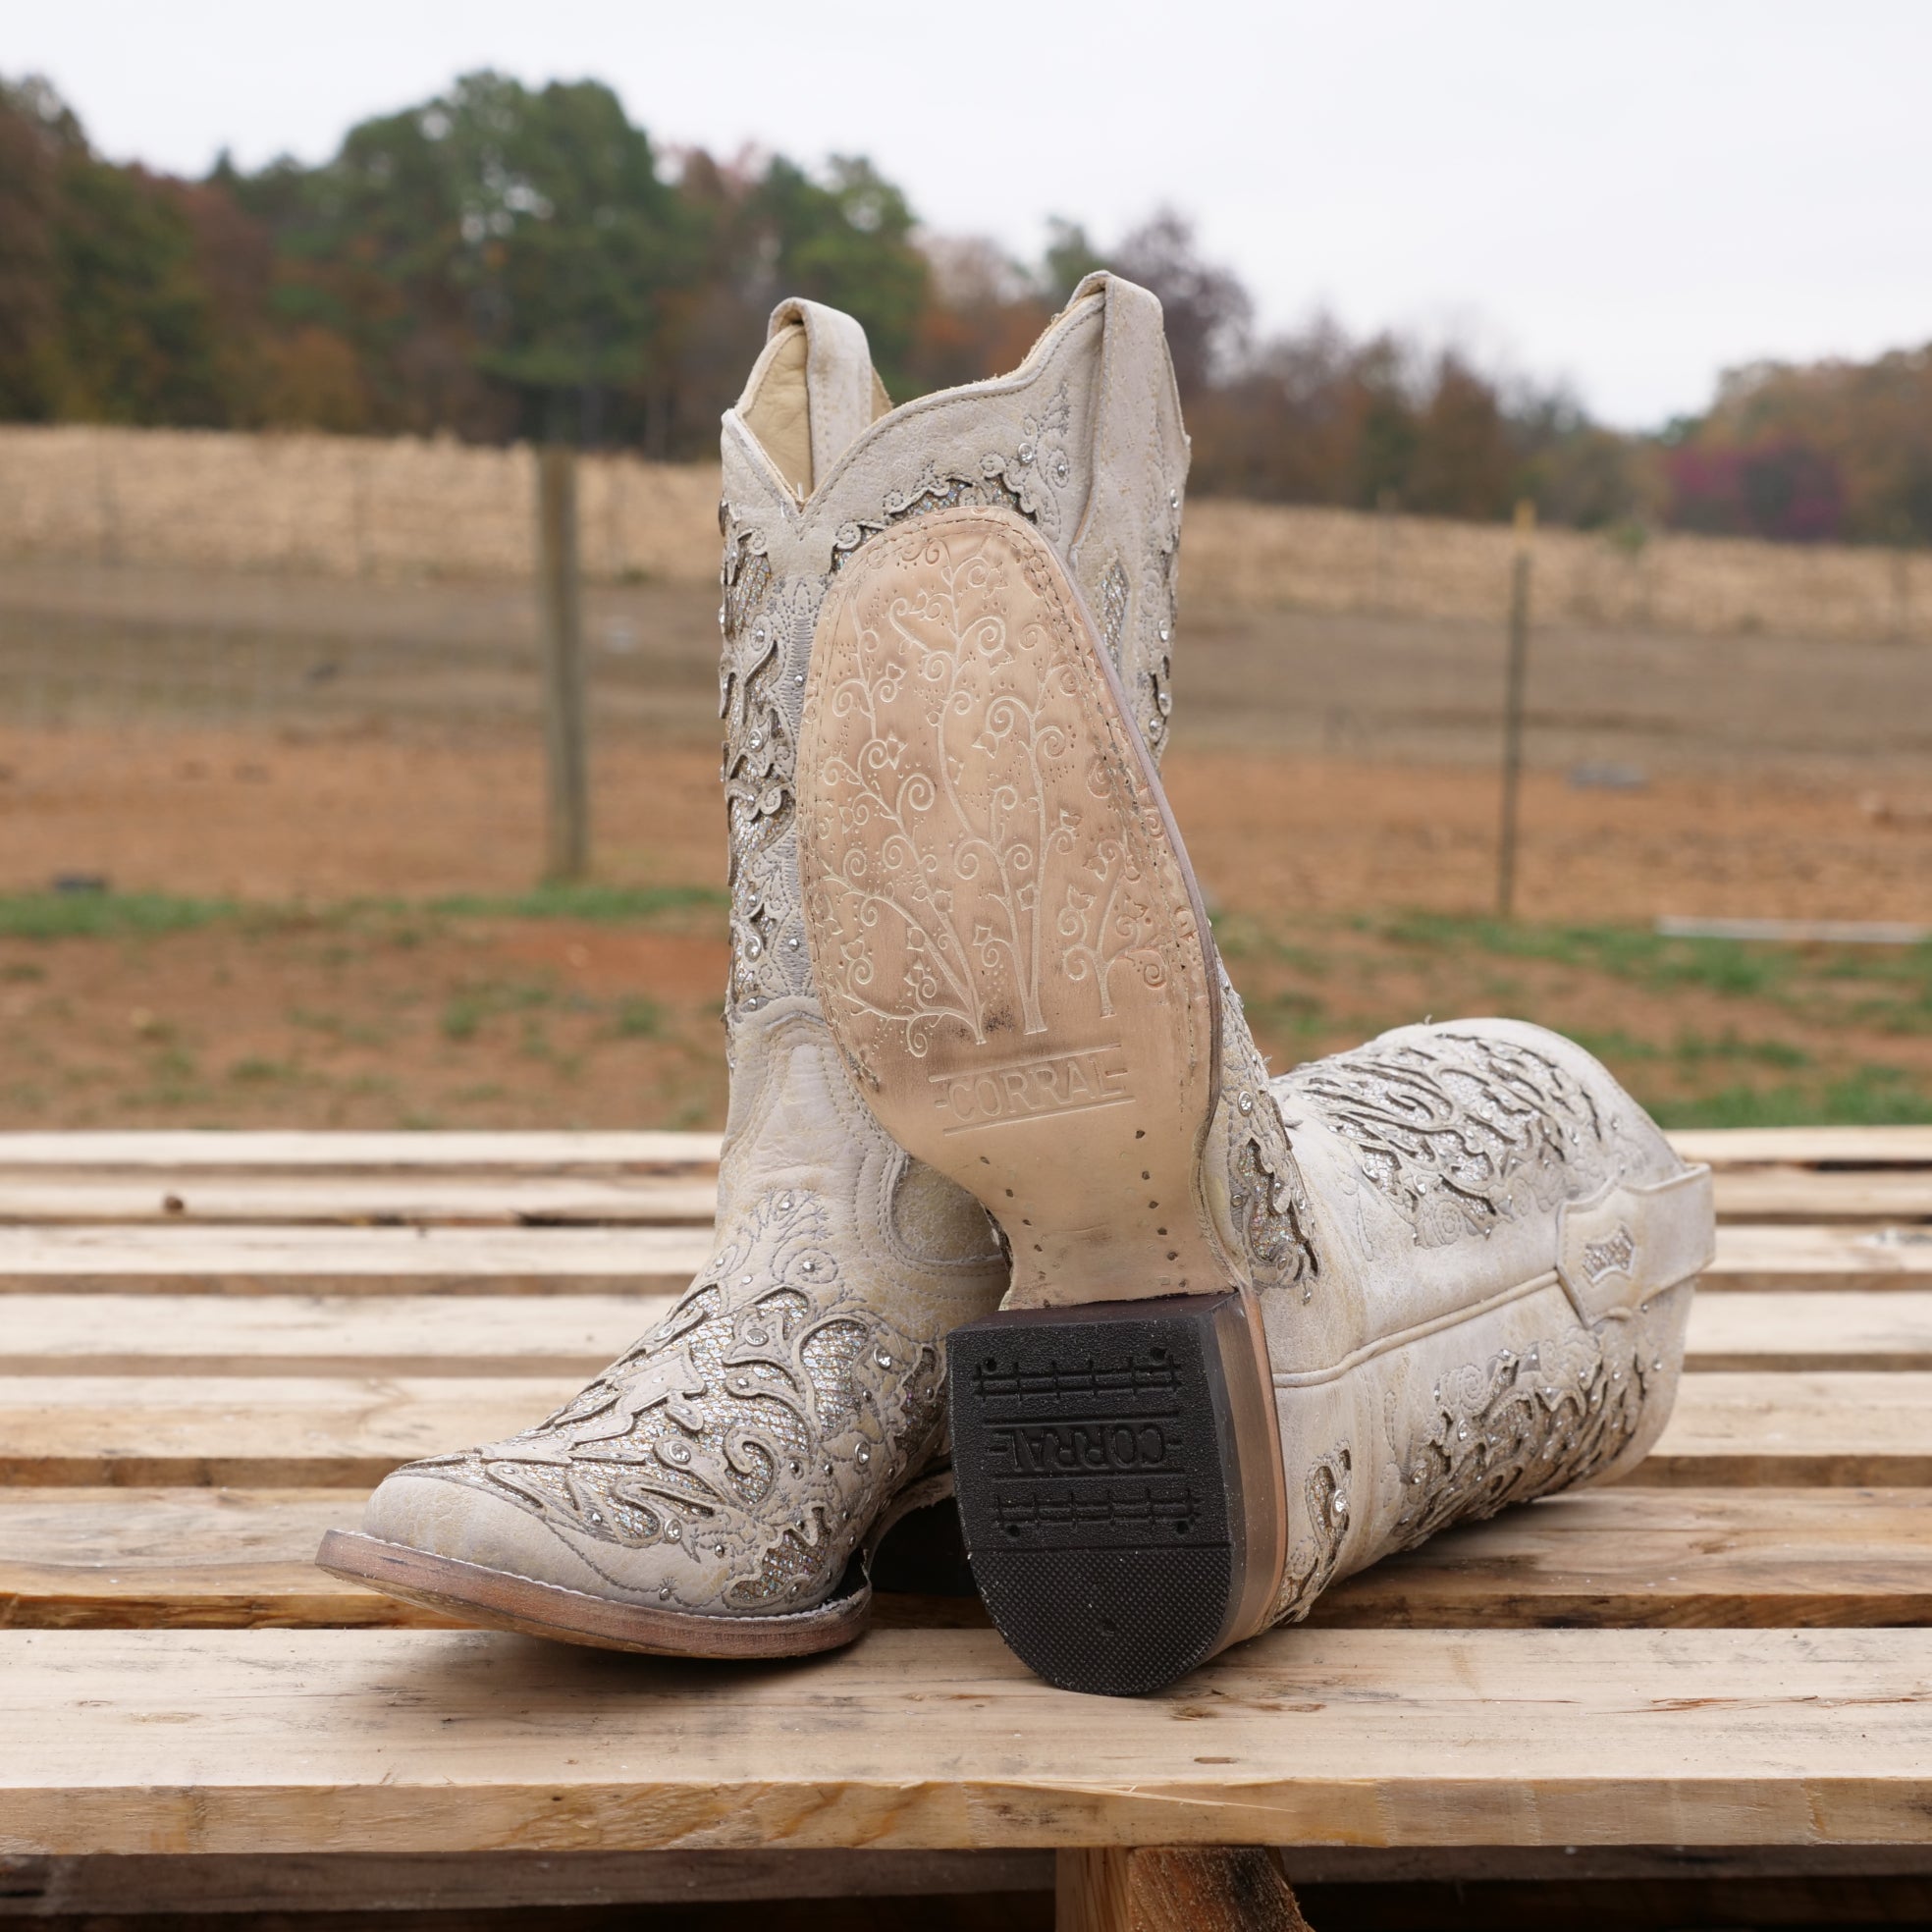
[0,1294,675,1376]
[4,1289,1922,1377]
[0,1125,1917,1170]
[1669,1127,1932,1168]
[0,1374,580,1487]
[0,1162,1920,1231]
[0,1225,715,1294]
[8,1223,1928,1297]
[1303,1486,1932,1629]
[0,1847,1057,1916]
[4,1371,1925,1489]
[1616,1371,1932,1487]
[4,1626,1931,1853]
[6,1487,1929,1635]
[1057,1847,1310,1932]
[1683,1292,1932,1369]
[0,1175,721,1226]
[1710,1169,1932,1222]
[1698,1224,1932,1290]
[0,1132,724,1168]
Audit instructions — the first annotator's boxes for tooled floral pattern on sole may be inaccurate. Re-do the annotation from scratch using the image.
[1280,1031,1616,1247]
[802,515,1197,1073]
[397,1188,942,1612]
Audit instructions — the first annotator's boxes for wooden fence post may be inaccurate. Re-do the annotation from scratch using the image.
[536,443,589,883]
[1496,498,1536,920]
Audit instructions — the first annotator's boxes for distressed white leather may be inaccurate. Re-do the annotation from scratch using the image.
[1237,1017,1708,1624]
[359,276,1195,1620]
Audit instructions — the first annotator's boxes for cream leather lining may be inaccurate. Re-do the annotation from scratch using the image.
[740,325,814,498]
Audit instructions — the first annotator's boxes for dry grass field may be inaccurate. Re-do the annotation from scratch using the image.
[2,562,1930,1132]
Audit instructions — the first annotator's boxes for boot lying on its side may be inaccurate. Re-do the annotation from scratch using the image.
[794,505,1714,1693]
[316,273,1193,1655]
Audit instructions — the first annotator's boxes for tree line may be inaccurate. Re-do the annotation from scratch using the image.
[3,70,1927,545]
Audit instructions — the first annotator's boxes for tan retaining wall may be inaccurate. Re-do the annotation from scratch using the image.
[2,424,1927,642]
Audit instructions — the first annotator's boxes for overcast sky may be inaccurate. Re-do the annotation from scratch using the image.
[13,0,1929,428]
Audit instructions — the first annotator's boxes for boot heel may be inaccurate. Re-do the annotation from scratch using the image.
[946,1292,1267,1695]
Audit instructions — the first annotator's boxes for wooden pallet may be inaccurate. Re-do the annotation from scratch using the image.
[2,1129,1929,1930]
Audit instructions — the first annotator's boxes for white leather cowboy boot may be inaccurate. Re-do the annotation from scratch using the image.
[316,274,1193,1655]
[793,505,1714,1692]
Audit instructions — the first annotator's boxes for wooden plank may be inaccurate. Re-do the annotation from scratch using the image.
[0,1222,1923,1297]
[1620,1372,1932,1487]
[5,1289,1919,1377]
[0,1168,1919,1229]
[0,1131,723,1169]
[0,1294,672,1377]
[1,1371,1926,1491]
[4,1626,1929,1852]
[6,1488,1926,1635]
[1304,1487,1932,1629]
[0,1126,1916,1174]
[0,1848,1054,1915]
[1672,1127,1932,1168]
[0,1225,714,1294]
[2,1223,1928,1297]
[0,1173,719,1226]
[1058,1847,1309,1932]
[1684,1291,1932,1369]
[0,1375,579,1486]
[1712,1168,1932,1223]
[1701,1224,1932,1290]
[2,1370,1927,1489]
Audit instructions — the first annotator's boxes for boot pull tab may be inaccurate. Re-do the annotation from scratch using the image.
[1066,273,1191,700]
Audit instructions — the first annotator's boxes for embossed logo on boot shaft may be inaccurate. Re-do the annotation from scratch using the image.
[932,1044,1133,1133]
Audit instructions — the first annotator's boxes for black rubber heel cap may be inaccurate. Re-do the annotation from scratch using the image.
[946,1295,1246,1696]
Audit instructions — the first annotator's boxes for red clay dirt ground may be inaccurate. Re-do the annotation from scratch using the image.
[3,564,1930,1130]
[3,729,1930,1132]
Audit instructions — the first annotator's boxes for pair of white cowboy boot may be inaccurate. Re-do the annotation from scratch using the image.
[320,278,1713,1695]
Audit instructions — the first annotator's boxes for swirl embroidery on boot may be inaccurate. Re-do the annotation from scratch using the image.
[1283,1031,1615,1246]
[828,386,1075,575]
[1271,1443,1353,1624]
[1384,1306,1669,1554]
[400,1189,944,1608]
[720,512,813,1012]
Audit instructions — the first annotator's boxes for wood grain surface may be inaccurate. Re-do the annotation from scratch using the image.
[3,1626,1929,1854]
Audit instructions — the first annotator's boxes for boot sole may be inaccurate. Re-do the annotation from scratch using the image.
[315,1530,871,1659]
[797,507,1284,1692]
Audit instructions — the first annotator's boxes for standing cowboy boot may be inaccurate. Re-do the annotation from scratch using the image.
[794,505,1714,1693]
[317,273,1193,1655]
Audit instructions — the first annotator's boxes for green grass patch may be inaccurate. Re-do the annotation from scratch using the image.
[424,883,727,926]
[0,882,728,943]
[1645,1064,1932,1129]
[0,890,242,939]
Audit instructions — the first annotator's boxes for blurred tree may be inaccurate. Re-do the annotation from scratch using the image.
[5,65,1928,549]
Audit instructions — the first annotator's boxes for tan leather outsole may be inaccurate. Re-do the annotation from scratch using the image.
[798,506,1230,1307]
[314,1530,872,1660]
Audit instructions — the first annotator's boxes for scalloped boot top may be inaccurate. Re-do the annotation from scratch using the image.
[316,274,1196,1656]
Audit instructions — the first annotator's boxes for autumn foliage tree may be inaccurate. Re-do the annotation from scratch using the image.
[3,69,1929,544]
